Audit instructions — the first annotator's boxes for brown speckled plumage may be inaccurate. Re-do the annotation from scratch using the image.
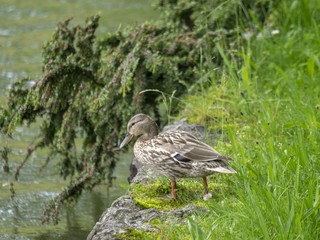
[120,113,236,199]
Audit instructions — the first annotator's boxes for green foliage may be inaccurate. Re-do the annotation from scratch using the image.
[0,0,274,225]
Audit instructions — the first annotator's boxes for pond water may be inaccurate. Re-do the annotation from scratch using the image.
[0,1,157,239]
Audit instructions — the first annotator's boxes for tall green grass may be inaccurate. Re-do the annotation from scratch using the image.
[147,0,320,239]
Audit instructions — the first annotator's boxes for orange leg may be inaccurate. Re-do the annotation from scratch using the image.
[171,181,177,199]
[202,177,208,194]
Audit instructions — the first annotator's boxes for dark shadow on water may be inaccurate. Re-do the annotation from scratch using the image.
[90,188,110,223]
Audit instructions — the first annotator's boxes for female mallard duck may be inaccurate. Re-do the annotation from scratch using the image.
[120,113,236,199]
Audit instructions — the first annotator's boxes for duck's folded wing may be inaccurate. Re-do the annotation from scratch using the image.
[176,142,233,163]
[158,131,234,163]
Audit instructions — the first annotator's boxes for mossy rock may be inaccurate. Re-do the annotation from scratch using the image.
[129,177,233,210]
[113,228,145,240]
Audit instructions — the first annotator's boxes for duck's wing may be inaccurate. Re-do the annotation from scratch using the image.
[156,131,234,163]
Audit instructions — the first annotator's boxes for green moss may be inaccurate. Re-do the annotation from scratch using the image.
[113,228,144,240]
[129,177,234,210]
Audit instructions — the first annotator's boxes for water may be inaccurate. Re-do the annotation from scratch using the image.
[0,1,157,239]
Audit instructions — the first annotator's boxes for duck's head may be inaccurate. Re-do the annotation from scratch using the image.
[119,113,158,149]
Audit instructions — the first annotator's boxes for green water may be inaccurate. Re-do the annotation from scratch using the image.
[0,1,157,239]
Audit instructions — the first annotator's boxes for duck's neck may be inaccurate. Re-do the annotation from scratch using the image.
[138,122,158,141]
[147,124,158,138]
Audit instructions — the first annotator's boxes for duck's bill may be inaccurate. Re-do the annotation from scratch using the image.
[120,132,135,149]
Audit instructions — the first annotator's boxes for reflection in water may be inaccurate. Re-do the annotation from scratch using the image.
[0,152,131,239]
[11,200,20,237]
[0,0,156,239]
[91,188,110,221]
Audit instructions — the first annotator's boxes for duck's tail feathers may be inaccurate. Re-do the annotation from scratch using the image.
[208,166,237,174]
[220,155,234,163]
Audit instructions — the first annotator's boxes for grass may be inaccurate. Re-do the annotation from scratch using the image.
[133,0,320,239]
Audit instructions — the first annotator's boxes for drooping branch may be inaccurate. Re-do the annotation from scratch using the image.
[0,0,273,225]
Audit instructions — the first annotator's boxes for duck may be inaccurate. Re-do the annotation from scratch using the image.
[120,113,236,199]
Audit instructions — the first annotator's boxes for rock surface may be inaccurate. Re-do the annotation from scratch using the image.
[162,118,213,141]
[87,119,213,240]
[87,196,209,240]
[87,196,160,240]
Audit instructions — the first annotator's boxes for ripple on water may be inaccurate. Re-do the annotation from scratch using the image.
[0,191,58,224]
[0,29,10,36]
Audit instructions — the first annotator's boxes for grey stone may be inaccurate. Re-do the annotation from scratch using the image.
[162,118,214,141]
[87,196,160,240]
[87,197,210,240]
[169,204,210,219]
[128,157,160,184]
